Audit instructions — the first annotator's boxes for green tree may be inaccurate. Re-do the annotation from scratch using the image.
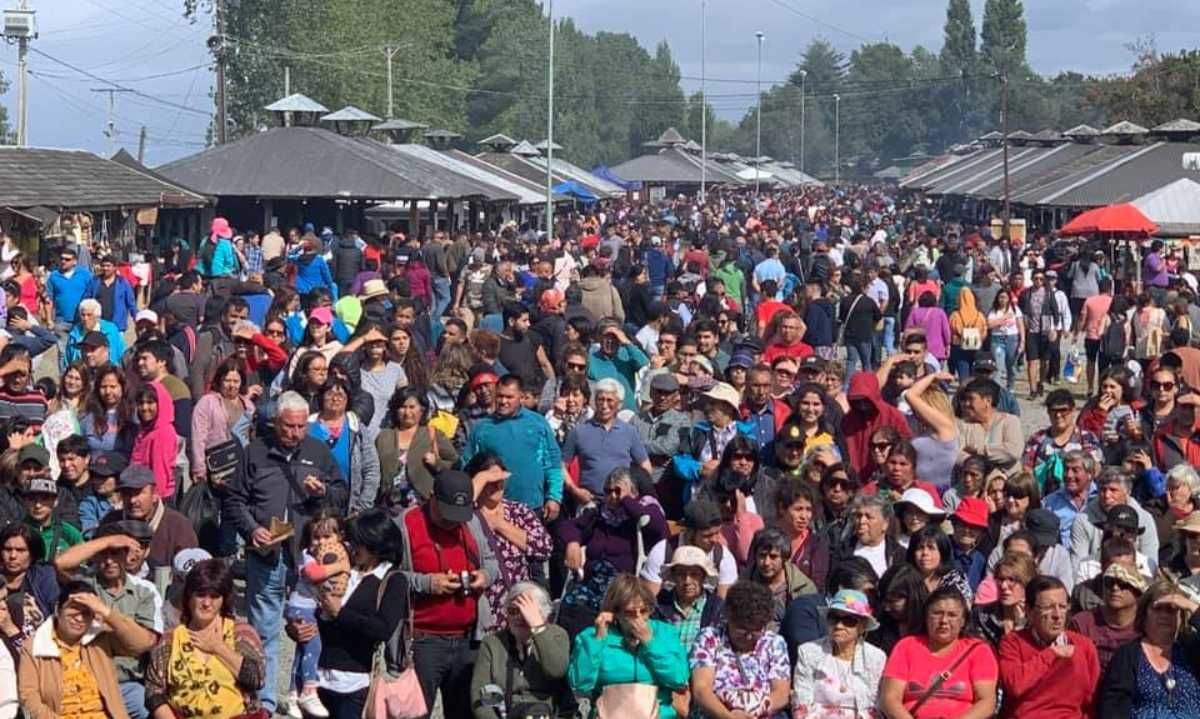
[980,0,1027,75]
[941,0,977,74]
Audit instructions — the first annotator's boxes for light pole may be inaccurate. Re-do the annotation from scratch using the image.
[754,30,764,199]
[799,69,807,175]
[545,0,554,240]
[699,0,707,203]
[833,93,840,185]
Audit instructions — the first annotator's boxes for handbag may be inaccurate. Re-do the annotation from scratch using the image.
[362,572,426,719]
[594,683,660,719]
[205,438,242,486]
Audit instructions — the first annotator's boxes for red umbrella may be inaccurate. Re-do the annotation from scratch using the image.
[1060,203,1158,236]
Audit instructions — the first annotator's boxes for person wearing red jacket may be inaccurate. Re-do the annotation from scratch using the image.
[1154,391,1200,469]
[841,371,912,478]
[998,575,1100,718]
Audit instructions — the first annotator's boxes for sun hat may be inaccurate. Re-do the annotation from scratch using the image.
[1103,562,1148,594]
[691,355,714,375]
[893,488,947,521]
[821,589,879,631]
[662,544,717,578]
[358,279,389,301]
[951,497,990,529]
[702,382,741,412]
[1176,511,1200,534]
[1023,508,1063,549]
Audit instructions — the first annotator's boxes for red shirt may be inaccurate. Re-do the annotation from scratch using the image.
[683,249,710,277]
[404,507,478,634]
[762,340,813,363]
[998,628,1099,719]
[755,299,790,331]
[883,636,998,718]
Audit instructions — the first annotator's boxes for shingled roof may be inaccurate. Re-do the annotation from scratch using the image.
[0,147,208,211]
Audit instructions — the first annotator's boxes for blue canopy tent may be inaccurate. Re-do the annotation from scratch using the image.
[591,165,642,191]
[552,180,599,204]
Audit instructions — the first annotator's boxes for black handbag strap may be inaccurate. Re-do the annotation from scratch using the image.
[909,640,981,716]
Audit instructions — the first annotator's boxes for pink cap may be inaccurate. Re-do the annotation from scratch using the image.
[308,306,334,325]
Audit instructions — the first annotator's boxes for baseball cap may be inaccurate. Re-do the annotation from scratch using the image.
[682,499,722,530]
[117,464,156,491]
[24,477,56,496]
[1045,269,1058,279]
[173,547,213,582]
[135,309,159,325]
[90,451,129,477]
[973,357,997,373]
[433,470,474,524]
[17,444,49,468]
[799,356,827,373]
[778,419,808,446]
[1098,505,1144,535]
[78,331,108,349]
[649,372,680,393]
[1023,509,1062,549]
[727,352,754,370]
[308,306,334,326]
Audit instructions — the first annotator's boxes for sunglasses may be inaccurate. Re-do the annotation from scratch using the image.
[566,362,588,371]
[828,612,864,628]
[1152,381,1176,391]
[871,442,893,451]
[1102,578,1137,593]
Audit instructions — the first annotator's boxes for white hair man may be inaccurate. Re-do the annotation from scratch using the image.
[561,377,654,506]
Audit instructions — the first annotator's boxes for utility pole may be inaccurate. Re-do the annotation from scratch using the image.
[798,69,807,175]
[212,0,228,144]
[137,125,146,163]
[545,0,554,240]
[834,93,841,185]
[699,0,707,204]
[4,0,35,147]
[283,66,291,126]
[382,46,401,119]
[1001,70,1011,240]
[754,30,764,200]
[90,88,133,157]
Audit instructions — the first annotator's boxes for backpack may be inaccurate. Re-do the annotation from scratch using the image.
[960,326,983,351]
[1101,314,1127,361]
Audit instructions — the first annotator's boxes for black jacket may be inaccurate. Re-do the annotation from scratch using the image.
[227,432,347,563]
[330,236,363,292]
[839,292,881,344]
[1096,617,1200,717]
[317,569,408,674]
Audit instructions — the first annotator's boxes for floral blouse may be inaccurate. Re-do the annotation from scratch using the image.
[690,626,790,719]
[482,499,553,630]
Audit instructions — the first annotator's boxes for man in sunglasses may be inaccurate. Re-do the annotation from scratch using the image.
[1068,562,1145,673]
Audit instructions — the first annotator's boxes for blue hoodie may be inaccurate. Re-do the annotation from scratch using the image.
[86,274,138,331]
[292,252,338,300]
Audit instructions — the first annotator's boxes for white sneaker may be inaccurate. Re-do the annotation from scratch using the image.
[284,691,302,719]
[297,692,330,719]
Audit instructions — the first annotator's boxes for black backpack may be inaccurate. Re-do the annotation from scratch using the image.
[1101,314,1126,361]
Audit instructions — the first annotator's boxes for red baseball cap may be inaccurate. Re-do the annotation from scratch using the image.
[952,497,990,530]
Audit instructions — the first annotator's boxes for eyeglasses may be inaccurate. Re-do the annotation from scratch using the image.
[1152,381,1176,391]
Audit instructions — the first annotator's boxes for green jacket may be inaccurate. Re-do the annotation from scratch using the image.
[470,626,572,719]
[567,619,689,719]
[710,262,746,306]
[25,516,83,562]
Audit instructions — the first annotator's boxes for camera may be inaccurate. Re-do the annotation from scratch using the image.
[459,570,472,595]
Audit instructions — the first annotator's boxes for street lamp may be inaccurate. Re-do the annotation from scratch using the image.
[700,0,707,203]
[799,69,807,174]
[755,30,764,199]
[833,93,840,185]
[545,0,554,240]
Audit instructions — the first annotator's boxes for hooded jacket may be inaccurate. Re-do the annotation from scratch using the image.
[578,275,625,323]
[292,251,338,299]
[949,286,987,346]
[131,380,181,498]
[841,371,913,477]
[330,235,363,292]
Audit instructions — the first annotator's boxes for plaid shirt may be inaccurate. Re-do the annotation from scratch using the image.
[243,245,264,275]
[674,594,707,650]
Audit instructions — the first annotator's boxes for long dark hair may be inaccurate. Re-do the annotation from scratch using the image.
[877,563,928,638]
[347,508,405,565]
[905,526,956,579]
[181,559,235,626]
[390,325,428,392]
[87,364,131,437]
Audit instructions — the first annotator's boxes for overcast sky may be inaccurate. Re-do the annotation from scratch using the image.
[4,0,1199,165]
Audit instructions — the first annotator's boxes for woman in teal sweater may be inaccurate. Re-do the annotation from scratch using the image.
[568,574,690,718]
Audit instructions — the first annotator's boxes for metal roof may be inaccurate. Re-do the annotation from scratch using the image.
[1102,121,1149,135]
[1063,124,1100,137]
[656,127,686,145]
[900,148,1001,190]
[533,140,563,152]
[156,126,511,200]
[474,152,610,199]
[320,106,381,122]
[510,140,540,157]
[1040,141,1200,207]
[1007,130,1035,141]
[958,142,1102,200]
[978,131,1003,141]
[0,146,208,211]
[383,143,544,204]
[1009,144,1138,205]
[423,129,463,140]
[1031,129,1066,143]
[264,94,329,113]
[446,149,568,201]
[477,133,516,147]
[603,149,705,184]
[1152,119,1200,133]
[1132,177,1200,236]
[928,146,1043,195]
[682,140,703,153]
[523,155,625,198]
[372,118,427,131]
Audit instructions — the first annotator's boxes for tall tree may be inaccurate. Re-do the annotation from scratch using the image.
[941,0,977,74]
[980,0,1027,75]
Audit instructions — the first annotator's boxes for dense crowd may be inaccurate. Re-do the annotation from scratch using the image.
[1,184,1200,719]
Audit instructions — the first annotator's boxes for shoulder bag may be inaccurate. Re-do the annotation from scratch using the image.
[362,572,427,719]
[837,294,865,346]
[595,683,660,719]
[908,639,982,717]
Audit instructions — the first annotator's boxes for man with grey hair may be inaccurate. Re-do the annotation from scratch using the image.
[561,378,652,507]
[1044,449,1099,546]
[228,389,346,713]
[1070,467,1158,576]
[832,494,903,580]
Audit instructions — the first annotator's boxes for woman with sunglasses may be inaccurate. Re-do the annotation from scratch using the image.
[819,464,859,550]
[567,574,688,719]
[985,472,1041,558]
[690,581,790,719]
[793,589,886,718]
[1096,580,1200,717]
[1139,366,1180,438]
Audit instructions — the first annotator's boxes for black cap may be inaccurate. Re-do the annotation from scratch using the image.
[1099,505,1144,535]
[799,356,827,373]
[973,357,997,372]
[90,451,129,477]
[78,331,108,349]
[1023,509,1061,549]
[117,464,156,491]
[682,499,722,530]
[433,470,474,524]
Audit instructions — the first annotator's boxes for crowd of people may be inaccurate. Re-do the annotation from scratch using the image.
[0,184,1200,719]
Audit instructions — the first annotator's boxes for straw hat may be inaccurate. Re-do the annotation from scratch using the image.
[1176,511,1200,535]
[702,382,741,412]
[359,279,389,301]
[662,545,717,578]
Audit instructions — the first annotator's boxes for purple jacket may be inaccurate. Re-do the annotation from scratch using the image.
[557,496,667,575]
[1143,251,1169,288]
[905,305,952,360]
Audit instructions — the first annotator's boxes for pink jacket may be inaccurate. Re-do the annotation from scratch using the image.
[131,381,179,498]
[191,392,253,470]
[905,305,952,360]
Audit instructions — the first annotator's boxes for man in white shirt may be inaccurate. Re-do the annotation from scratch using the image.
[640,499,737,598]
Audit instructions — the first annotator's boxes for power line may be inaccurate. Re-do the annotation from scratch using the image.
[29,47,212,116]
[29,71,208,145]
[761,0,876,44]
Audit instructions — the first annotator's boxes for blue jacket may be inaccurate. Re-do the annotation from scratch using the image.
[46,267,93,324]
[86,275,138,331]
[62,319,125,370]
[803,298,836,347]
[461,407,565,507]
[292,253,339,299]
[643,248,672,287]
[197,238,238,278]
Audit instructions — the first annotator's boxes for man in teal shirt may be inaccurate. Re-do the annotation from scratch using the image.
[588,319,649,410]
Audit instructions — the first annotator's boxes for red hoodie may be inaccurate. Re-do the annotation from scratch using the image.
[841,371,912,477]
[131,380,180,498]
